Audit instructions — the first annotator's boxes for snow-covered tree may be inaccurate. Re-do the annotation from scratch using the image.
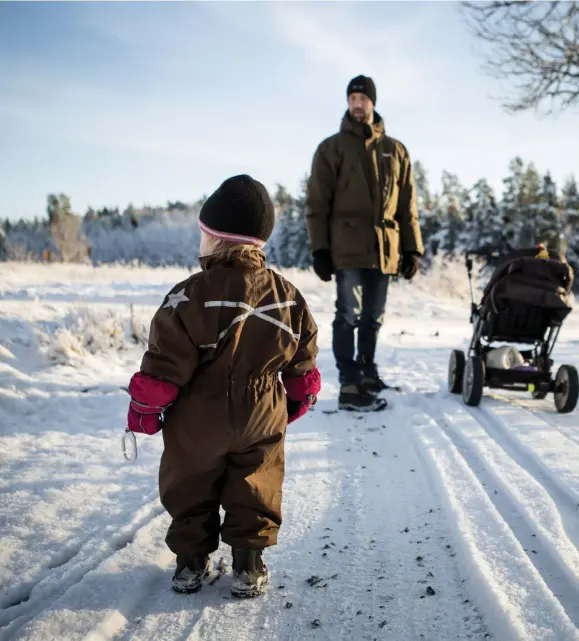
[288,177,312,269]
[0,226,6,260]
[500,157,525,251]
[533,172,561,250]
[413,161,440,262]
[562,176,579,270]
[266,179,312,269]
[460,178,502,257]
[3,218,51,260]
[123,204,139,229]
[516,163,543,248]
[268,184,293,267]
[435,171,468,256]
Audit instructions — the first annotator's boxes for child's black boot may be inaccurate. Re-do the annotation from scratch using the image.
[231,549,270,598]
[172,555,211,593]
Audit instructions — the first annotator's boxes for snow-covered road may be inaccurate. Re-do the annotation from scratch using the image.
[2,262,579,640]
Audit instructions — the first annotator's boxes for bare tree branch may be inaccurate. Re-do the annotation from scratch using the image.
[461,1,579,113]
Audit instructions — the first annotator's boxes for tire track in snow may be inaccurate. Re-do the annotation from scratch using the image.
[410,402,579,641]
[487,390,579,452]
[2,511,173,641]
[430,369,579,512]
[0,495,166,640]
[427,397,579,626]
[0,489,163,613]
[476,399,579,507]
[463,401,579,548]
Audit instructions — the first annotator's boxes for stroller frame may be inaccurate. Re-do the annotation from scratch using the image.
[448,248,578,413]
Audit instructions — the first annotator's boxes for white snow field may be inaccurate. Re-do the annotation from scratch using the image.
[2,259,579,641]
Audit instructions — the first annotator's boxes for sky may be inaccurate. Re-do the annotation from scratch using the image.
[0,1,578,221]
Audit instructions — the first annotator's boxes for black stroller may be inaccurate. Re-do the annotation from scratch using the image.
[448,246,578,413]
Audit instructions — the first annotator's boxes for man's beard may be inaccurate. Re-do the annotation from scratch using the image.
[351,109,366,122]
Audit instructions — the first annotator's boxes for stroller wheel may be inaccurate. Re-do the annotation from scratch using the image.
[448,350,465,394]
[554,365,579,414]
[463,357,484,407]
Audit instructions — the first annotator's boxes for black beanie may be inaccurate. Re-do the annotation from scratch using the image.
[347,75,377,106]
[199,174,275,248]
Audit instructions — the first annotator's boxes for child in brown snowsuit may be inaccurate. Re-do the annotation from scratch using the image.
[126,175,321,598]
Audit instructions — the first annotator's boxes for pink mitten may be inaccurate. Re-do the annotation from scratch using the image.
[282,367,322,424]
[127,372,179,435]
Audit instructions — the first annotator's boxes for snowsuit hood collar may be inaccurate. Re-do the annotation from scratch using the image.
[198,248,267,271]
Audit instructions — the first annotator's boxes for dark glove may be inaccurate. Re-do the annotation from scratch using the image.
[286,398,302,421]
[401,252,420,280]
[312,249,334,282]
[286,396,318,423]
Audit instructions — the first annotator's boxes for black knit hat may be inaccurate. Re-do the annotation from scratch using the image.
[199,174,275,248]
[347,75,377,106]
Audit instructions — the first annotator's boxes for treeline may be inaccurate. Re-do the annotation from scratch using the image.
[2,157,579,280]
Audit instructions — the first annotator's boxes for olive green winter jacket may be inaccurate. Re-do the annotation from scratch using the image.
[306,111,424,274]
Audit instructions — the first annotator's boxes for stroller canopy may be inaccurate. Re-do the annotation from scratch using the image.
[483,247,574,304]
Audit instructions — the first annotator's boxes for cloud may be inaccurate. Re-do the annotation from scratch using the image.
[266,2,443,108]
[269,4,367,73]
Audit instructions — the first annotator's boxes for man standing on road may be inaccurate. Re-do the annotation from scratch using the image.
[306,75,424,412]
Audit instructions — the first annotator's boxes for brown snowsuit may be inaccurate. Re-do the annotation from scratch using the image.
[139,249,319,562]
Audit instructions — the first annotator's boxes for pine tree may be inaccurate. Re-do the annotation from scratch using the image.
[413,161,434,212]
[460,178,501,256]
[500,157,525,251]
[290,177,313,269]
[273,184,292,214]
[459,185,476,254]
[85,207,97,222]
[97,207,123,228]
[123,203,139,228]
[274,209,293,267]
[517,163,543,247]
[562,176,579,268]
[534,172,561,250]
[413,161,440,261]
[436,171,467,256]
[0,225,6,260]
[270,184,293,267]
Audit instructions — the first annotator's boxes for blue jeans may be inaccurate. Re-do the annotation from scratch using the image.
[332,269,390,385]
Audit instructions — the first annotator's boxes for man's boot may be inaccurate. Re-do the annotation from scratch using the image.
[338,383,388,411]
[361,370,389,396]
[231,549,270,598]
[172,555,211,593]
